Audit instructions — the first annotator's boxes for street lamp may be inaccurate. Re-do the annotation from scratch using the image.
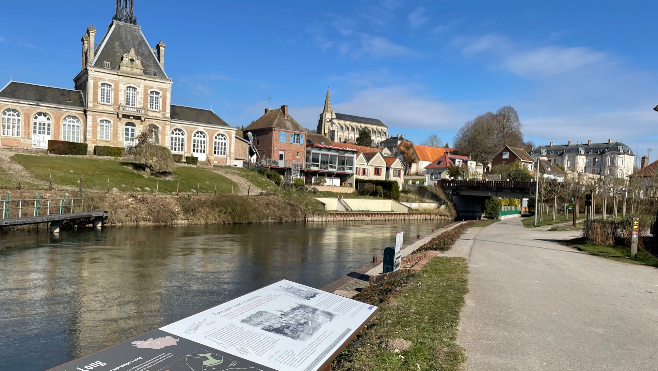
[534,157,540,227]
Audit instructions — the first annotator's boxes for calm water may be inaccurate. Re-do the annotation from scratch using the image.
[0,220,449,370]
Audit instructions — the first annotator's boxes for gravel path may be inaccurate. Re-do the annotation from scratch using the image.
[457,218,658,371]
[0,149,49,187]
[210,167,264,195]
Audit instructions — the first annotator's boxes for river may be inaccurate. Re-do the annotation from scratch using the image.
[0,220,450,370]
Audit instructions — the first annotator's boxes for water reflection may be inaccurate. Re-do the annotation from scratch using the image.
[0,220,449,370]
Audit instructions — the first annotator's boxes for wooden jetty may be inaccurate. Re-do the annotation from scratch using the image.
[0,210,108,232]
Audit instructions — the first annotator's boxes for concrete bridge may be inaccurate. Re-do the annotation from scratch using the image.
[438,180,536,220]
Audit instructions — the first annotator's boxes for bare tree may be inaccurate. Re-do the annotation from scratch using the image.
[494,106,523,148]
[421,134,443,147]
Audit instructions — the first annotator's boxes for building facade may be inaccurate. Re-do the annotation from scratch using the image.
[244,106,307,169]
[530,140,634,178]
[0,1,237,165]
[491,145,535,171]
[317,90,388,146]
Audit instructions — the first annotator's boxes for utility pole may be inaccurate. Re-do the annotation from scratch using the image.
[534,158,540,227]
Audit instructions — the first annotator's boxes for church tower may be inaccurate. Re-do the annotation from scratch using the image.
[317,89,336,137]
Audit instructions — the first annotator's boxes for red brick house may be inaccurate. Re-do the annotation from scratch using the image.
[244,105,307,169]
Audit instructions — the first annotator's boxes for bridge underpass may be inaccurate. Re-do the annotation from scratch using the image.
[438,180,535,220]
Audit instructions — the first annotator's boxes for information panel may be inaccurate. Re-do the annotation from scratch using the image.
[49,280,377,371]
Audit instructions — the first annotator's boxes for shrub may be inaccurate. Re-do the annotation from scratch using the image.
[293,178,305,188]
[355,179,400,200]
[134,143,175,174]
[94,146,125,157]
[186,156,198,165]
[484,197,502,219]
[313,176,326,186]
[48,140,88,155]
[172,154,184,163]
[375,185,384,196]
[416,221,478,252]
[257,167,282,186]
[360,183,376,195]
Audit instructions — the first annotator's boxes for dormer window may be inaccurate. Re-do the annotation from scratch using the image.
[125,86,137,107]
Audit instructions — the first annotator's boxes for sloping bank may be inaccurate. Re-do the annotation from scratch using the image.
[0,189,319,227]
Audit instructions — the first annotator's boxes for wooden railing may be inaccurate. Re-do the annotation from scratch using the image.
[1,194,83,219]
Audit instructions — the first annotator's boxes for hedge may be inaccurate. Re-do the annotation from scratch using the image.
[484,197,502,219]
[48,140,88,155]
[186,156,199,165]
[355,178,400,201]
[172,154,184,163]
[93,145,125,157]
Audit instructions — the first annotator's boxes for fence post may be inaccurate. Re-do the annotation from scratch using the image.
[214,183,217,195]
[36,193,40,217]
[108,178,110,194]
[19,200,22,218]
[61,193,65,215]
[197,183,199,196]
[47,200,50,216]
[177,182,179,196]
[71,198,74,214]
[49,174,53,190]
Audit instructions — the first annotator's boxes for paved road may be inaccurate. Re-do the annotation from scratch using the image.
[457,218,658,371]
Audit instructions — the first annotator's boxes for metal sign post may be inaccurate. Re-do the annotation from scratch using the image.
[631,218,639,259]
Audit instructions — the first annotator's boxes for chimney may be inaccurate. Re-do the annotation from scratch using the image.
[608,139,613,144]
[550,142,554,147]
[264,108,270,114]
[88,25,96,63]
[588,140,592,145]
[81,25,96,69]
[281,105,289,118]
[642,156,649,169]
[156,41,166,68]
[568,141,572,146]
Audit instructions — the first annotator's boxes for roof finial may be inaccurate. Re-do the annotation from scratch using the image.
[114,0,137,25]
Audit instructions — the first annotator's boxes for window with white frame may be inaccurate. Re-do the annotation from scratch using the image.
[213,133,227,156]
[32,113,51,136]
[62,116,81,142]
[170,128,185,152]
[1,109,21,137]
[124,122,136,143]
[149,91,160,111]
[618,156,624,166]
[125,86,137,107]
[192,131,207,154]
[99,119,111,140]
[100,83,112,104]
[502,152,509,159]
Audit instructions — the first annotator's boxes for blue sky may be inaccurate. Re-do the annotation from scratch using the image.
[1,0,657,163]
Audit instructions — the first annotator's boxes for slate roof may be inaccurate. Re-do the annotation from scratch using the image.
[92,21,168,80]
[245,108,307,132]
[538,159,567,175]
[170,105,229,127]
[507,146,534,162]
[334,113,387,128]
[530,142,634,156]
[0,81,85,108]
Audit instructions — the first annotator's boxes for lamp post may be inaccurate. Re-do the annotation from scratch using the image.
[534,158,540,227]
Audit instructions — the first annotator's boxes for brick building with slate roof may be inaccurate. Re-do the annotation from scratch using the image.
[0,1,238,166]
[317,89,388,146]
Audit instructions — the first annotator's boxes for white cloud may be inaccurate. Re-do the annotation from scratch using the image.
[408,6,429,28]
[351,34,415,59]
[381,0,402,10]
[457,33,512,54]
[504,46,607,77]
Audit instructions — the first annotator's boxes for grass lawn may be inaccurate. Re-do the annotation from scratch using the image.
[12,154,236,194]
[334,258,468,371]
[563,237,658,268]
[523,214,586,228]
[0,167,42,189]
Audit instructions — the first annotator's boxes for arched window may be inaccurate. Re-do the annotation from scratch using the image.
[33,113,51,136]
[100,83,112,104]
[192,131,207,155]
[124,122,136,145]
[149,91,160,111]
[170,128,185,152]
[125,86,137,107]
[98,119,111,140]
[62,116,81,142]
[1,109,21,137]
[214,133,227,156]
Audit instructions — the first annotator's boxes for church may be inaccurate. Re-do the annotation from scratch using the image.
[0,0,239,166]
[317,90,389,146]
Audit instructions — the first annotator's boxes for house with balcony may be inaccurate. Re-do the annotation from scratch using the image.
[244,105,307,172]
[304,133,356,187]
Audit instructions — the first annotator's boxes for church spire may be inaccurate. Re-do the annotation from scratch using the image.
[113,0,137,25]
[324,88,332,112]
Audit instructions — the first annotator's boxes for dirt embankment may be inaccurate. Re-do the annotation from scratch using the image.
[1,189,316,228]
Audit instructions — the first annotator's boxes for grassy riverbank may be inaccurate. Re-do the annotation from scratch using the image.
[334,258,468,371]
[563,237,658,268]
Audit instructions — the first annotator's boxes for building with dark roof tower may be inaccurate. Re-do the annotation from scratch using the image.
[0,0,238,166]
[317,89,388,146]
